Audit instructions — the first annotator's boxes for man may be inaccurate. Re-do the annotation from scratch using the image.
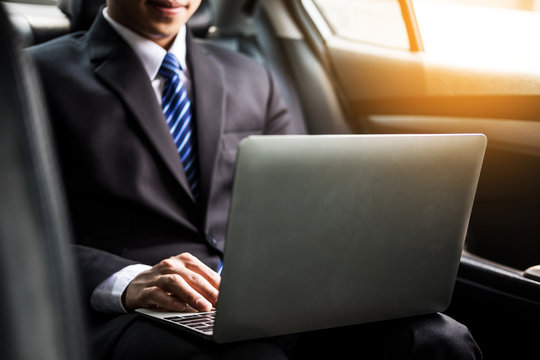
[30,0,482,358]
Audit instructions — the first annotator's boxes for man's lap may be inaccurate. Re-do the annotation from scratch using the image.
[293,313,482,359]
[91,313,293,360]
[91,312,481,359]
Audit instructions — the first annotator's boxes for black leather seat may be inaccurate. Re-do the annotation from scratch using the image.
[3,1,70,46]
[0,3,87,360]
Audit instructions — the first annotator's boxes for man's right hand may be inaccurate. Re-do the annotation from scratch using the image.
[123,253,220,312]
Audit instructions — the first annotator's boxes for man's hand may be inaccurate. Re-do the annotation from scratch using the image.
[123,253,220,312]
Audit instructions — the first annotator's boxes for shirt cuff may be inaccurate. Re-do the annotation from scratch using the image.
[90,264,151,314]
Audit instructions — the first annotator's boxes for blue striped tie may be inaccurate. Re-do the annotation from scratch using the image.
[159,53,200,200]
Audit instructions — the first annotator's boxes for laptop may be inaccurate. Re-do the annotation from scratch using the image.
[136,134,487,343]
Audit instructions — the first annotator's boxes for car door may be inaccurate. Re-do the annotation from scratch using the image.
[264,0,540,358]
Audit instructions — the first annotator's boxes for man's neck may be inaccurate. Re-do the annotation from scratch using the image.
[103,7,189,80]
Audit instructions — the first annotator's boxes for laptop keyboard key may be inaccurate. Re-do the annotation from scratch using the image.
[164,312,216,335]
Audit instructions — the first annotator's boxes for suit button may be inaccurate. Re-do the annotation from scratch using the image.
[207,233,217,245]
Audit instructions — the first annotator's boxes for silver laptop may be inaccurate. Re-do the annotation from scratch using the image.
[136,134,487,343]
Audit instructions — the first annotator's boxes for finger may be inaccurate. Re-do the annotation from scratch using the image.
[141,286,188,312]
[177,253,221,289]
[157,274,213,312]
[176,268,219,306]
[157,254,221,290]
[186,262,221,290]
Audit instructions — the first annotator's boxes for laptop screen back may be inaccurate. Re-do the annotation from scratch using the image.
[214,134,486,343]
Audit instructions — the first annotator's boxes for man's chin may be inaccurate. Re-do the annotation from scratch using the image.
[144,27,181,48]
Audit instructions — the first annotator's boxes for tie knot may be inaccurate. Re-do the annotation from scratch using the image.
[159,53,182,80]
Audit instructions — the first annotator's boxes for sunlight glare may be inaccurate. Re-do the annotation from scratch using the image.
[414,0,540,69]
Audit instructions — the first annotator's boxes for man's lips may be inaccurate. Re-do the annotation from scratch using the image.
[147,0,188,15]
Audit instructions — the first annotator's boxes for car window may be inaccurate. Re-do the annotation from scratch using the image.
[413,0,540,66]
[312,0,410,50]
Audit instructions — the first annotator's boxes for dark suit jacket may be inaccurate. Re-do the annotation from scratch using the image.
[30,13,298,304]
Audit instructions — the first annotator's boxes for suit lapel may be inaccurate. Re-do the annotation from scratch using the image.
[186,33,226,215]
[87,14,195,202]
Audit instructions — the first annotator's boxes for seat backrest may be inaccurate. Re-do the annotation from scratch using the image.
[3,2,70,46]
[0,3,87,360]
[254,0,351,134]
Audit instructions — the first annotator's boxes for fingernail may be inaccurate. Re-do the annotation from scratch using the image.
[175,303,187,312]
[196,298,211,310]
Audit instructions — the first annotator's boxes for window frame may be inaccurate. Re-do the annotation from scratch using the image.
[400,0,424,51]
[304,0,424,52]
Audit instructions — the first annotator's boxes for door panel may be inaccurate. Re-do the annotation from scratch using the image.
[367,115,540,157]
[328,44,540,271]
[297,1,540,357]
[368,114,540,269]
[326,37,425,100]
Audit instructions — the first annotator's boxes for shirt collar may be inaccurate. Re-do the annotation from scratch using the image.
[102,7,188,81]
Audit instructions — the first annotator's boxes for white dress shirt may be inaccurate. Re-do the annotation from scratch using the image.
[90,8,193,314]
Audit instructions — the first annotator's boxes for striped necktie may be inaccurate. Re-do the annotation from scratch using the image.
[159,53,200,200]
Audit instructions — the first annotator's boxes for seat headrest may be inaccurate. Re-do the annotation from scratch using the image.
[57,0,214,37]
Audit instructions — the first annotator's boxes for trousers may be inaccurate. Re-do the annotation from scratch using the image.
[91,312,482,359]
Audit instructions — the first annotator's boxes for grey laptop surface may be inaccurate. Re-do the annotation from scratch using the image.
[136,134,487,343]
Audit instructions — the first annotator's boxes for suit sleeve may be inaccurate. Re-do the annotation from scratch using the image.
[74,245,138,304]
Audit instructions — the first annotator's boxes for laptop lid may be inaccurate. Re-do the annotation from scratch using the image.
[213,134,486,343]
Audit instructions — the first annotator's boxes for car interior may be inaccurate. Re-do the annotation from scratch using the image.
[1,0,539,359]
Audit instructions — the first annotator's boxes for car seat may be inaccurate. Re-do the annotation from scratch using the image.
[0,3,88,360]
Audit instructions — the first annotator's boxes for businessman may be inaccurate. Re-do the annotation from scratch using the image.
[30,0,482,358]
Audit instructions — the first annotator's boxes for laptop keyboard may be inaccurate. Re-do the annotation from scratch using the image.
[164,311,216,335]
